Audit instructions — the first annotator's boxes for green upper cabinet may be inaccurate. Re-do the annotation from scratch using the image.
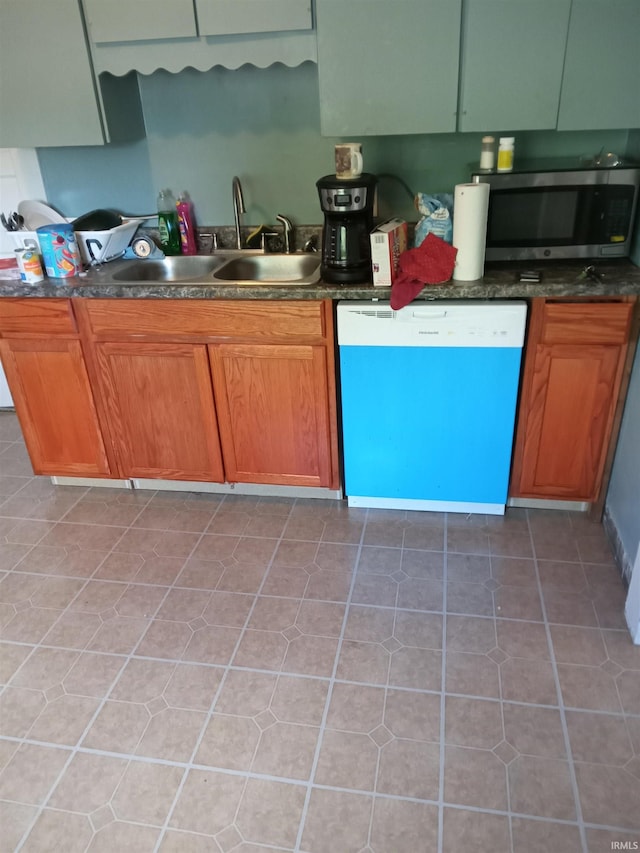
[558,0,640,131]
[196,0,312,36]
[458,0,571,132]
[82,0,198,42]
[0,0,143,147]
[82,0,312,42]
[316,0,462,136]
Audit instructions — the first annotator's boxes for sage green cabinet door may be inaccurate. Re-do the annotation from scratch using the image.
[458,0,571,131]
[316,0,462,136]
[196,0,312,35]
[558,0,640,130]
[82,0,197,43]
[0,0,106,146]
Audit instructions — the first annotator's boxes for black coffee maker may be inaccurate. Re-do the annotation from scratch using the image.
[316,173,377,284]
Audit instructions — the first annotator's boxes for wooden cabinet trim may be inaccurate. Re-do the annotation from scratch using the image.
[0,298,77,337]
[78,299,327,342]
[542,302,633,345]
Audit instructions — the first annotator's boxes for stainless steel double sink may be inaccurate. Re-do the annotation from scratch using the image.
[105,252,321,286]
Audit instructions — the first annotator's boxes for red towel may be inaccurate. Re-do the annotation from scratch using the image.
[390,232,457,310]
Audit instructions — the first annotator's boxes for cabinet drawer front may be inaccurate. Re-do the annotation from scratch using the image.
[542,303,633,345]
[0,299,76,336]
[81,299,326,341]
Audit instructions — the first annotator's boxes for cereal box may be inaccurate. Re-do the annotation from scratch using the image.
[370,218,407,286]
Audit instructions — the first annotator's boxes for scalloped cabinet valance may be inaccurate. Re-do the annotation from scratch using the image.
[84,0,317,75]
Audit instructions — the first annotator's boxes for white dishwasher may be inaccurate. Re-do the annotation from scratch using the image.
[337,300,527,515]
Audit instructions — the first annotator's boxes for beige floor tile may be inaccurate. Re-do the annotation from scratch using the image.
[377,738,440,799]
[494,584,544,620]
[447,553,492,583]
[136,707,206,762]
[88,615,150,655]
[566,709,634,765]
[496,619,551,660]
[235,777,306,849]
[491,556,538,587]
[169,769,245,836]
[0,800,39,851]
[163,662,224,711]
[617,669,640,715]
[136,619,193,659]
[557,663,622,712]
[512,817,583,853]
[232,628,288,670]
[270,675,329,726]
[503,703,567,758]
[301,788,372,853]
[446,580,494,616]
[82,700,150,754]
[203,590,255,627]
[252,721,319,780]
[344,605,394,643]
[542,587,599,626]
[508,755,577,820]
[114,584,167,619]
[315,542,359,572]
[446,651,501,698]
[27,693,100,746]
[21,809,93,853]
[282,633,338,677]
[602,628,640,669]
[351,573,397,607]
[111,760,184,825]
[217,562,268,594]
[87,821,160,852]
[385,688,441,742]
[214,669,276,716]
[550,624,608,666]
[575,761,640,829]
[9,646,78,690]
[315,729,378,790]
[0,743,69,804]
[0,605,63,644]
[196,713,260,771]
[159,829,223,852]
[389,646,442,691]
[358,545,402,575]
[445,696,504,749]
[446,614,497,653]
[370,799,438,853]
[442,807,511,853]
[174,557,225,589]
[41,611,102,650]
[304,569,352,602]
[500,657,558,705]
[157,588,212,621]
[397,577,444,612]
[0,641,32,682]
[248,596,299,632]
[295,599,345,637]
[181,625,242,665]
[0,686,46,737]
[326,682,385,733]
[394,610,443,649]
[444,745,509,811]
[48,752,127,813]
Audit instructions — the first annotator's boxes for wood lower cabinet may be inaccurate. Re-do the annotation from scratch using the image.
[210,343,333,487]
[75,298,340,489]
[510,299,635,502]
[94,342,224,482]
[0,338,110,477]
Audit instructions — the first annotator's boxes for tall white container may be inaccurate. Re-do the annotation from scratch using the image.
[452,182,490,281]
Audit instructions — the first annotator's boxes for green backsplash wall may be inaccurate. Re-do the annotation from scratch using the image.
[38,62,633,229]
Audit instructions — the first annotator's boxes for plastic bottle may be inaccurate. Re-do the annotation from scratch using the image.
[479,136,495,171]
[157,189,181,255]
[497,137,515,172]
[176,192,198,255]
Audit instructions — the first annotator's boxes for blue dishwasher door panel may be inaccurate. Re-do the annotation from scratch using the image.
[339,345,523,506]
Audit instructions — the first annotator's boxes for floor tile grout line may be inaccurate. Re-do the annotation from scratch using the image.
[525,508,589,853]
[292,508,371,853]
[151,495,301,853]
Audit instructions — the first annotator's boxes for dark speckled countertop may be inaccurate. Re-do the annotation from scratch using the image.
[1,258,639,301]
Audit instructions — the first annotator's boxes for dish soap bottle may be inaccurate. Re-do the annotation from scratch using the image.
[157,189,181,255]
[176,192,197,255]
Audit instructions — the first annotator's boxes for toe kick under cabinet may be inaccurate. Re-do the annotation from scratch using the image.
[0,298,340,490]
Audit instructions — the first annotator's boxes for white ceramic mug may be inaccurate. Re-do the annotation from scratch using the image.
[335,142,363,180]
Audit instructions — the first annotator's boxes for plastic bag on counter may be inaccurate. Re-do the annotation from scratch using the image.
[413,193,454,247]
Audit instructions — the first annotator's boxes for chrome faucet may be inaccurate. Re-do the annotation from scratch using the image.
[276,214,294,254]
[232,176,245,250]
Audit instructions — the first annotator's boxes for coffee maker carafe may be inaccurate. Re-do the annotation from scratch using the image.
[316,174,377,284]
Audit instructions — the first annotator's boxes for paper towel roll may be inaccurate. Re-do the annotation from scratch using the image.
[452,182,490,281]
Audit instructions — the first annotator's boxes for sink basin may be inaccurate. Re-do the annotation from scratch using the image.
[110,256,225,283]
[212,254,321,285]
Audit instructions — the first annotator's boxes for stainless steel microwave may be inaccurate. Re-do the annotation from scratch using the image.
[472,165,640,261]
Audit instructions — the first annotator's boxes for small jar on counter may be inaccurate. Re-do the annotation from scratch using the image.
[479,136,495,171]
[497,137,515,172]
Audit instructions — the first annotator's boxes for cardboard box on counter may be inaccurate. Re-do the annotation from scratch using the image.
[370,218,407,286]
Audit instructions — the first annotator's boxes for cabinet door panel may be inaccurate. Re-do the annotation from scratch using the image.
[83,0,197,42]
[0,339,110,477]
[316,0,461,136]
[0,0,105,146]
[459,0,571,131]
[96,342,224,481]
[196,0,312,35]
[210,343,333,487]
[518,343,622,500]
[558,0,640,130]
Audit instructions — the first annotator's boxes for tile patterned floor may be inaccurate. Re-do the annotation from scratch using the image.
[0,410,639,853]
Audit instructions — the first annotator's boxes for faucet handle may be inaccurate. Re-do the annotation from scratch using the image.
[276,214,294,254]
